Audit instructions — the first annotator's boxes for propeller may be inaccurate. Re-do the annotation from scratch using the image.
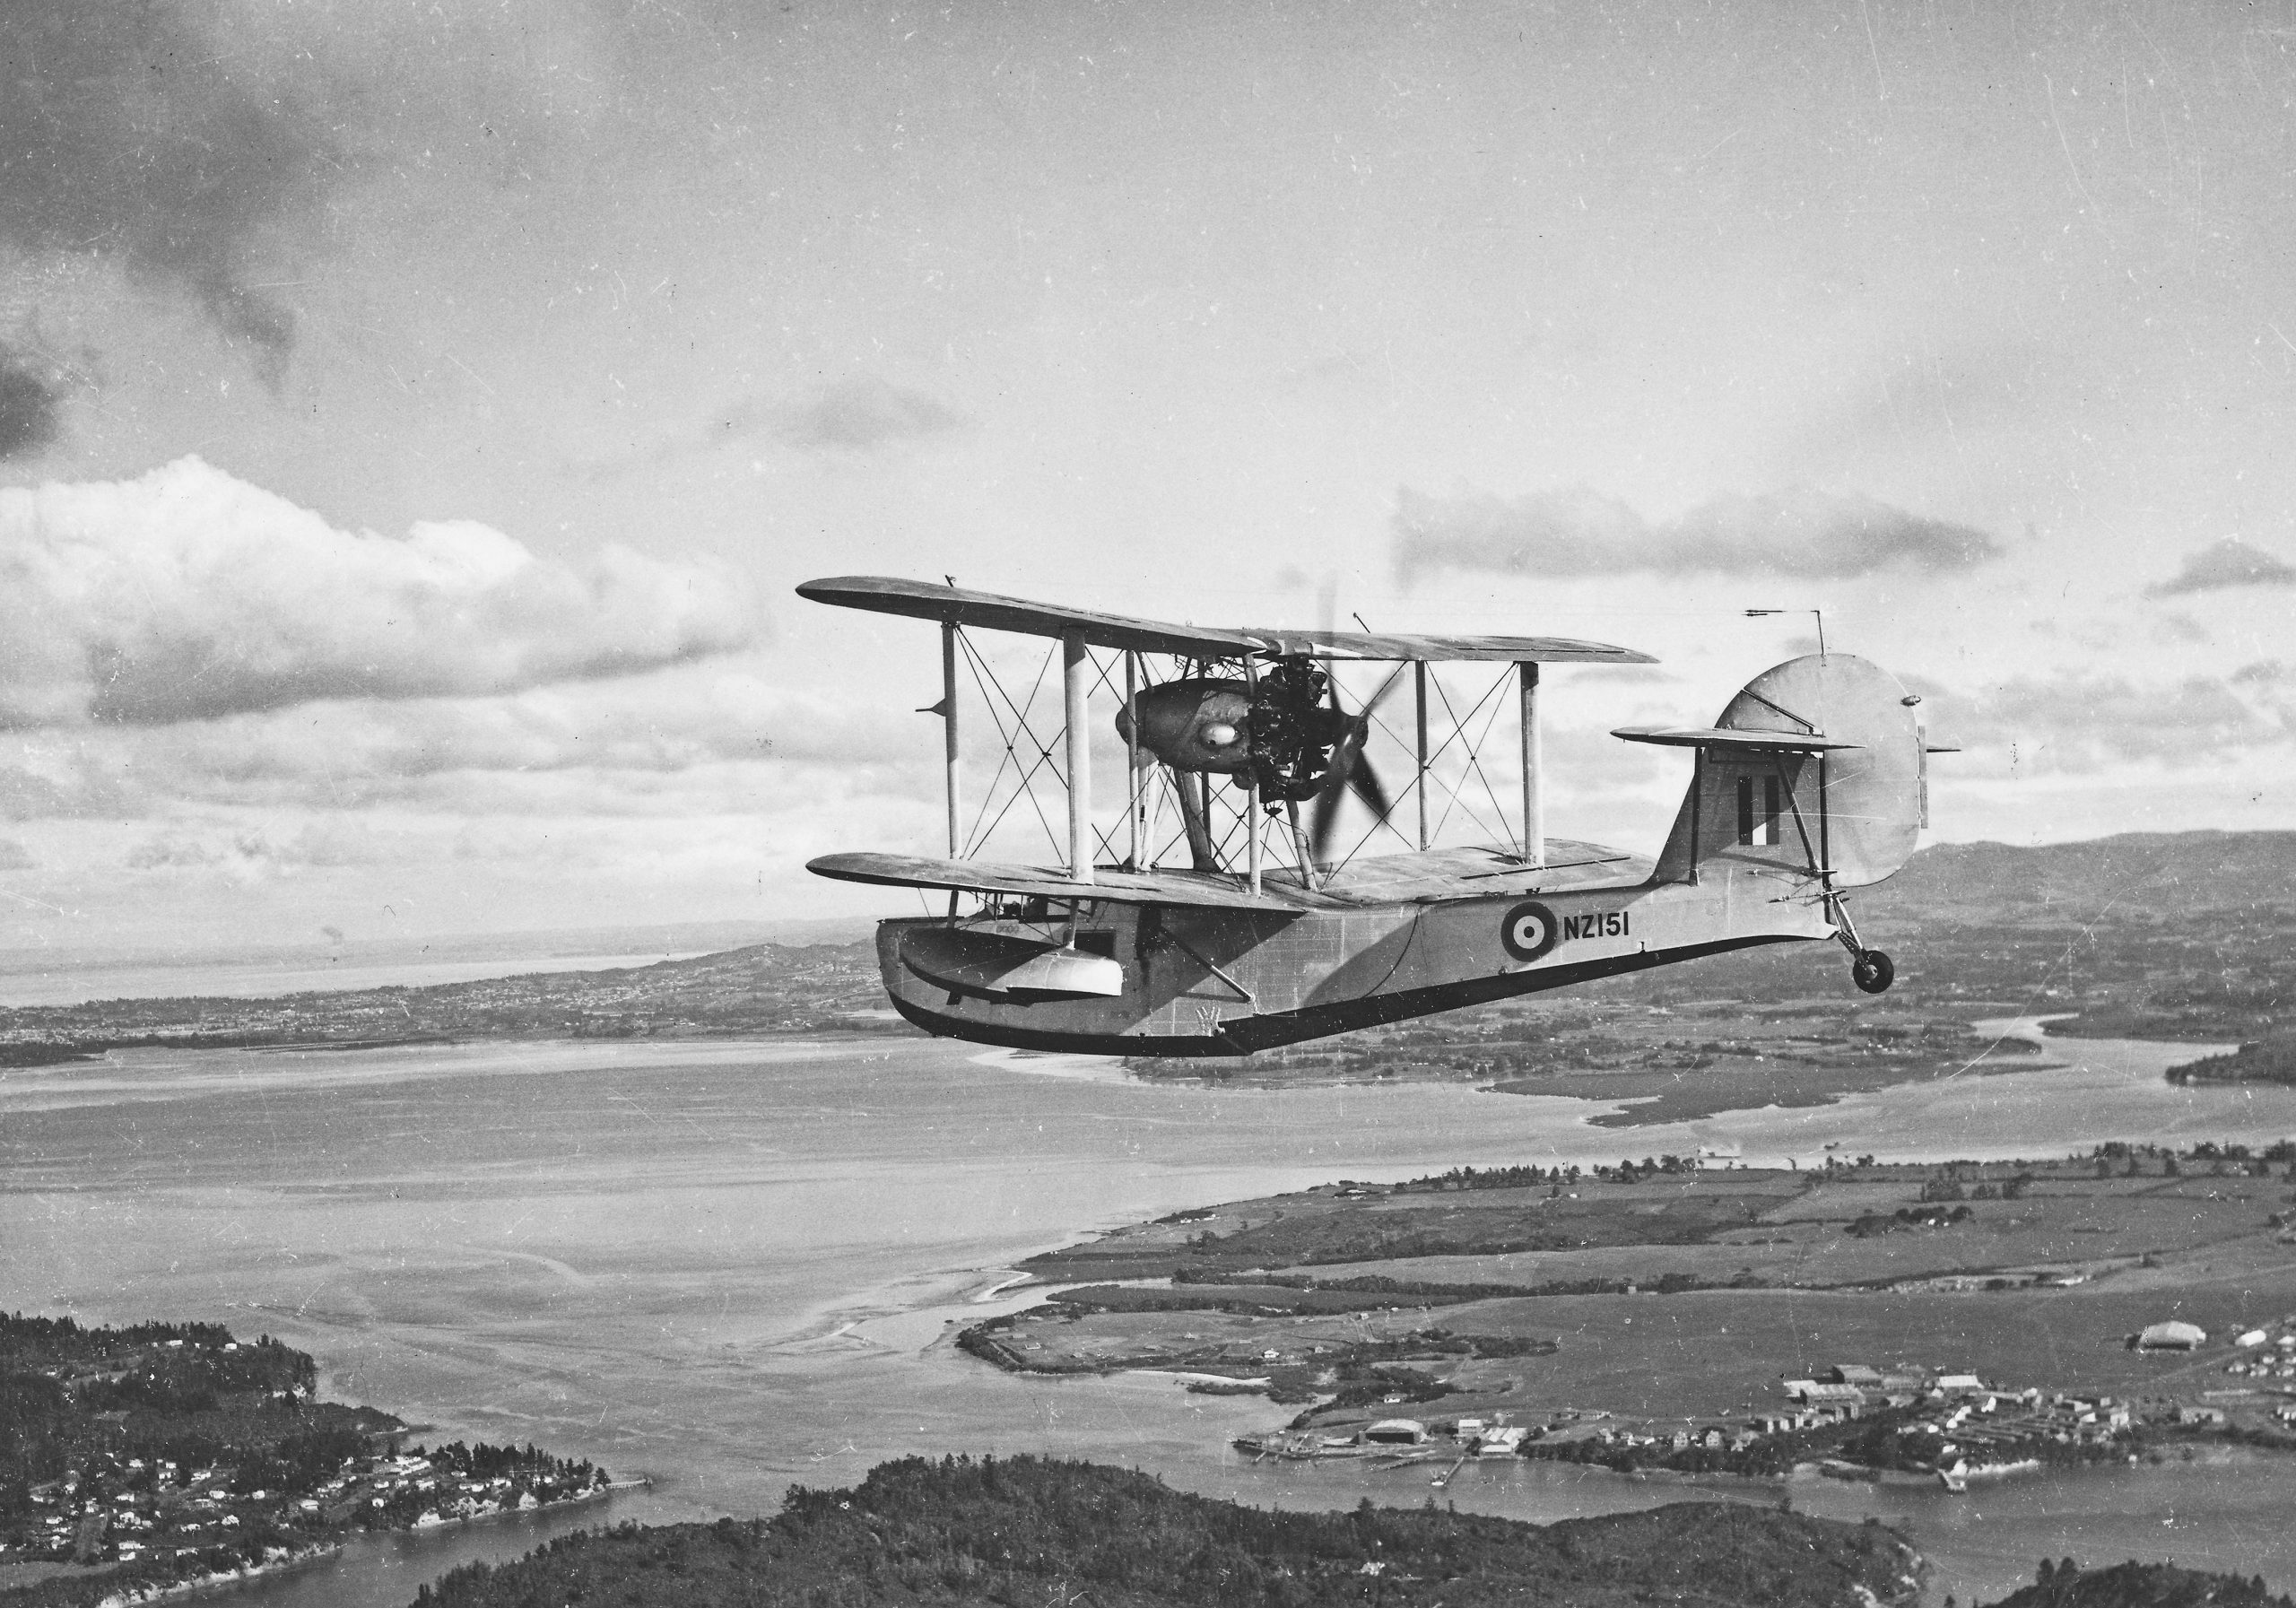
[1309,667,1405,865]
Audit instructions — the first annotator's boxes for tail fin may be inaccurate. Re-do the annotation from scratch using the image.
[1646,654,1927,889]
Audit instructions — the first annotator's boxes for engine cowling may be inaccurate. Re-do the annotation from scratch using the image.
[1113,660,1349,802]
[1115,678,1257,773]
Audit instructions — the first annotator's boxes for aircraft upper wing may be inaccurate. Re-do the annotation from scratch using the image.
[1232,626,1655,663]
[1611,725,1861,752]
[798,576,1656,664]
[807,851,1303,911]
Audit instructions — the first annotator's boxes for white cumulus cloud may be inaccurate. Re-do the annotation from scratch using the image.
[0,456,760,727]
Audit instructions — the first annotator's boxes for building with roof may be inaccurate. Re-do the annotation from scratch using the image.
[1361,1420,1427,1446]
[2134,1320,2207,1351]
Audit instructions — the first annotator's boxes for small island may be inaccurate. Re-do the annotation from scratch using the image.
[0,1316,613,1607]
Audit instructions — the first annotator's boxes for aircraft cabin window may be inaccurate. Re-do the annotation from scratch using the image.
[1735,774,1781,847]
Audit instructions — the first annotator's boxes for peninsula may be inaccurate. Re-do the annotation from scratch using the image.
[0,1316,612,1608]
[962,1143,2296,1483]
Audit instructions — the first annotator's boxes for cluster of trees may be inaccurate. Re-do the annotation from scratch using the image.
[1397,1163,1586,1191]
[416,1456,1918,1608]
[2,1317,322,1504]
[2085,1139,2293,1176]
[1979,1556,2293,1607]
[1847,1204,1976,1238]
[2169,1039,2296,1087]
[1920,1173,2032,1203]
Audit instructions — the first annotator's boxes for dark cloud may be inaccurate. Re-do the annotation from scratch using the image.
[0,457,761,728]
[2146,537,2296,597]
[1395,485,2002,581]
[760,378,967,451]
[0,4,338,383]
[0,346,62,460]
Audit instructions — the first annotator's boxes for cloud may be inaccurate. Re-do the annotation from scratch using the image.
[1913,673,2292,773]
[0,346,62,461]
[756,378,967,451]
[2146,537,2296,597]
[140,671,924,797]
[0,5,341,384]
[0,838,32,870]
[1395,484,2002,580]
[0,457,761,728]
[125,821,402,874]
[0,662,938,824]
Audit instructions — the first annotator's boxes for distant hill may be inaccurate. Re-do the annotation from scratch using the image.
[414,1456,1923,1608]
[0,940,900,1055]
[1857,830,2296,1040]
[1601,829,2296,1040]
[1869,830,2296,926]
[4,830,2289,1060]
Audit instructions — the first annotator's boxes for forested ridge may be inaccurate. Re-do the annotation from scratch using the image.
[414,1455,1920,1606]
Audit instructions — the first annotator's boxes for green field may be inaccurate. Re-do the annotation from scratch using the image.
[983,1152,2296,1443]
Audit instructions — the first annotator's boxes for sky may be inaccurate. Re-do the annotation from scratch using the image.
[0,0,2292,958]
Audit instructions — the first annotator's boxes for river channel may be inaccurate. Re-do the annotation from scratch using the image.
[7,1026,2294,1605]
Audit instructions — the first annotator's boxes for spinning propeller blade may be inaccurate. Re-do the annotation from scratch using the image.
[1308,665,1405,864]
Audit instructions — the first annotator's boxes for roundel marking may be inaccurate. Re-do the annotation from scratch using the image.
[1500,900,1560,963]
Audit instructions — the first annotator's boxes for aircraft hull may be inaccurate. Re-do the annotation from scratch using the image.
[871,868,1836,1056]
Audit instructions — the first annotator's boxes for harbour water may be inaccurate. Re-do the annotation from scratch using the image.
[7,1026,2294,1606]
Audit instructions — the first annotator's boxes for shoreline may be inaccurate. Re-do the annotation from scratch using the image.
[91,1481,649,1607]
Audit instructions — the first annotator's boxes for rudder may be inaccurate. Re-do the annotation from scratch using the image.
[1649,654,1928,890]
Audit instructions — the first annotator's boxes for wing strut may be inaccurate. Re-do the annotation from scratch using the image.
[940,622,961,858]
[1063,630,1092,884]
[1518,661,1543,868]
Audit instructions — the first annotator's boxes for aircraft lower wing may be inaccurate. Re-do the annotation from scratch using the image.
[810,842,1651,911]
[806,852,1303,911]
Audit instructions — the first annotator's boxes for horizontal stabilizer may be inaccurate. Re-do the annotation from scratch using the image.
[807,851,1300,911]
[1612,725,1860,753]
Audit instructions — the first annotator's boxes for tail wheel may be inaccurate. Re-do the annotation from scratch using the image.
[1851,950,1895,995]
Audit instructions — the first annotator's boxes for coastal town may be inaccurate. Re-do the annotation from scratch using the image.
[0,1317,611,1600]
[1234,1337,2283,1493]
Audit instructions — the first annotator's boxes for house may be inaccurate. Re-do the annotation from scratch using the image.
[1362,1420,1427,1446]
[1935,1373,1985,1393]
[1828,1364,1884,1386]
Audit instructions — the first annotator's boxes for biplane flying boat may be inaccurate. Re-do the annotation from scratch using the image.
[800,576,1948,1056]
